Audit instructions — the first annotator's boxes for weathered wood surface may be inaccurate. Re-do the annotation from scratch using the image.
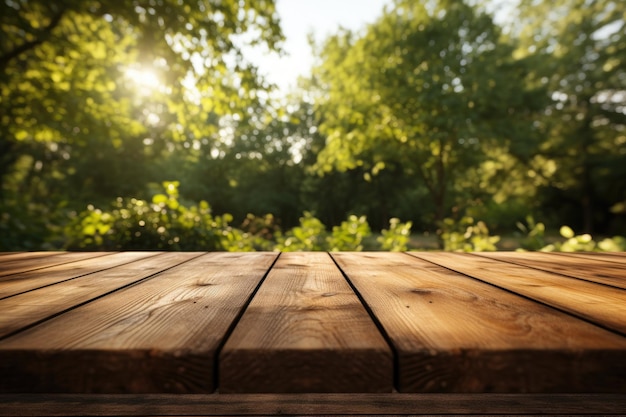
[0,252,201,339]
[412,251,626,335]
[0,252,110,277]
[220,252,392,393]
[0,251,625,415]
[332,252,626,393]
[556,251,626,265]
[1,393,625,416]
[0,252,278,393]
[0,252,161,299]
[477,251,626,289]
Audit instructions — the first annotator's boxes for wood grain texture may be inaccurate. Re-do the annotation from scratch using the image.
[0,251,65,261]
[0,252,201,339]
[414,252,626,335]
[0,252,110,277]
[0,252,278,394]
[332,252,626,393]
[477,251,626,289]
[0,252,160,299]
[0,393,624,416]
[219,252,393,393]
[596,251,626,258]
[552,251,626,265]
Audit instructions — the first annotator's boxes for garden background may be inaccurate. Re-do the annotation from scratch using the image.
[1,0,624,252]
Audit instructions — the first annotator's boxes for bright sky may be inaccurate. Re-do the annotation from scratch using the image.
[252,0,393,93]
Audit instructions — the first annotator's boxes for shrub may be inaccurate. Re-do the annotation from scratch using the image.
[516,215,547,251]
[64,181,228,250]
[378,218,412,251]
[275,211,327,251]
[540,225,626,252]
[327,215,371,251]
[440,216,499,252]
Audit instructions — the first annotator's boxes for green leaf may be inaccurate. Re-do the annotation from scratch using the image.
[152,194,168,204]
[560,225,574,239]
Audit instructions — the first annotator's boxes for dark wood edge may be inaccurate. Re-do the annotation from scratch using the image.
[1,393,625,416]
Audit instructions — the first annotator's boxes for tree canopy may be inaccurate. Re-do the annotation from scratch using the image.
[312,0,546,223]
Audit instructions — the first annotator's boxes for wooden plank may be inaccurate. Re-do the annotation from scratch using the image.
[553,251,626,265]
[0,252,278,394]
[0,251,110,277]
[0,252,202,339]
[0,393,625,416]
[477,251,626,289]
[414,252,626,335]
[219,252,393,393]
[332,252,626,393]
[0,251,63,260]
[595,250,626,257]
[0,252,159,299]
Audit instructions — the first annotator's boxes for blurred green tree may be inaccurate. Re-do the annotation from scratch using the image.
[515,0,626,233]
[0,0,282,249]
[310,0,543,226]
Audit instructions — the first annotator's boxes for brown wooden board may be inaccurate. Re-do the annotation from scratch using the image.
[414,252,626,336]
[0,393,625,416]
[477,251,626,289]
[0,251,65,261]
[553,251,626,265]
[588,250,626,257]
[0,252,161,299]
[332,252,626,393]
[219,252,393,393]
[0,252,110,277]
[0,252,278,394]
[0,252,202,339]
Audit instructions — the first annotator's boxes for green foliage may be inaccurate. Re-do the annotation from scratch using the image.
[311,0,542,223]
[0,0,283,249]
[597,236,626,252]
[236,214,279,251]
[327,215,371,251]
[276,212,373,252]
[64,185,418,252]
[275,212,327,251]
[540,226,626,252]
[514,0,626,233]
[2,0,625,251]
[440,216,500,252]
[377,218,412,252]
[64,182,229,250]
[516,215,547,251]
[0,194,59,251]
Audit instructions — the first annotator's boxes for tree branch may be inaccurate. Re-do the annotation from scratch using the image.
[0,9,66,71]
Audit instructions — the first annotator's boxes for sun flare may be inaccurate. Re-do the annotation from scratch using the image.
[125,67,161,90]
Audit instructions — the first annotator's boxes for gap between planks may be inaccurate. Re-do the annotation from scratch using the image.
[333,252,626,393]
[0,252,280,394]
[475,251,626,289]
[0,252,205,341]
[219,252,393,393]
[410,251,626,336]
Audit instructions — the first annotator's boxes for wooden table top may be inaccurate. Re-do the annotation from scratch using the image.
[1,251,625,397]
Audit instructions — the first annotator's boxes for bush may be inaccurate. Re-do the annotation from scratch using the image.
[64,183,420,252]
[378,218,412,251]
[516,215,547,251]
[275,211,327,251]
[540,225,626,252]
[440,216,500,252]
[327,215,371,251]
[64,181,229,250]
